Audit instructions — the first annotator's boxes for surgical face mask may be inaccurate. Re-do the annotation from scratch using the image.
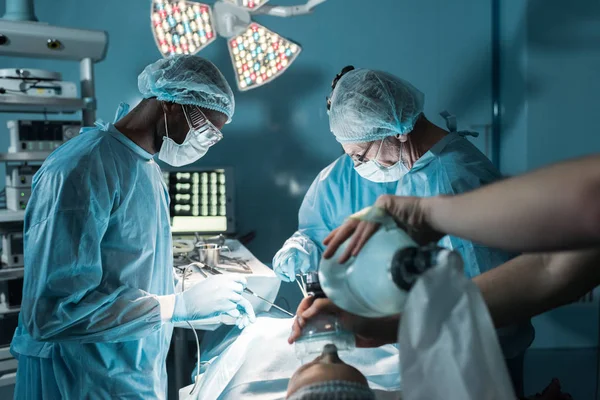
[158,104,223,167]
[354,140,408,183]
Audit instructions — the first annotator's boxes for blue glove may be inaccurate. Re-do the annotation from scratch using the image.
[273,247,303,282]
[273,238,317,283]
[172,274,256,329]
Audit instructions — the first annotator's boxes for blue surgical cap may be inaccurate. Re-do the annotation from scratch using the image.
[287,381,376,400]
[138,55,235,122]
[328,69,424,143]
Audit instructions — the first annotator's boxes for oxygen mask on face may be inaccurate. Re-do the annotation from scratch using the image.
[294,272,356,363]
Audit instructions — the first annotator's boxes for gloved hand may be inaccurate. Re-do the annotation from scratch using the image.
[172,274,256,329]
[273,232,319,282]
[273,246,313,282]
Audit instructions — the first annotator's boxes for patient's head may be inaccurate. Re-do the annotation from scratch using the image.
[287,344,375,399]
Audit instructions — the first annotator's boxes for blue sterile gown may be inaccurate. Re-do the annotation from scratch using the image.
[10,122,175,399]
[275,132,534,360]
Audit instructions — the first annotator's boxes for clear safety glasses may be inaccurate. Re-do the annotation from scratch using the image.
[350,141,376,166]
[182,104,223,146]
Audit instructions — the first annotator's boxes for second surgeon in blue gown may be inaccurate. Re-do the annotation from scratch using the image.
[272,66,533,395]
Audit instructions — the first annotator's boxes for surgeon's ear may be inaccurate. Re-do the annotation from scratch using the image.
[398,134,409,143]
[158,101,182,117]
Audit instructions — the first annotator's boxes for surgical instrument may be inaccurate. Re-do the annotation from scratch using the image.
[199,262,294,317]
[220,254,252,272]
[244,287,294,317]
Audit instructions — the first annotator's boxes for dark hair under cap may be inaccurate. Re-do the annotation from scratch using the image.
[327,65,355,111]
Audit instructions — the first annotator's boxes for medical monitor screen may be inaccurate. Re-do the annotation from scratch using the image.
[162,168,235,234]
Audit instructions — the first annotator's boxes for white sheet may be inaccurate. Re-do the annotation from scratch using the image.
[179,315,402,400]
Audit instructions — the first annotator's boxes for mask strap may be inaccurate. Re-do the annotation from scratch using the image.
[374,139,385,161]
[163,111,170,139]
[399,140,406,167]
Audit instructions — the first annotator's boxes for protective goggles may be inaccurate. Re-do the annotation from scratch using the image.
[182,104,223,146]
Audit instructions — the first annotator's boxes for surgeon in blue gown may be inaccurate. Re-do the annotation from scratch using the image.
[272,66,533,395]
[10,55,255,400]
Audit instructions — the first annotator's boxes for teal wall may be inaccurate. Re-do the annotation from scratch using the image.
[0,0,494,263]
[499,2,600,398]
[500,0,600,175]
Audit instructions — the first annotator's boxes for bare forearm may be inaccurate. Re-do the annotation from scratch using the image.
[427,155,600,252]
[475,249,600,328]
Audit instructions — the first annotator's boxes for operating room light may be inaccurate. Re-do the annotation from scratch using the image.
[229,23,300,90]
[150,0,327,91]
[151,0,216,57]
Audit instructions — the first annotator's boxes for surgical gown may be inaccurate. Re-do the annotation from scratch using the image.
[282,132,534,359]
[10,123,175,399]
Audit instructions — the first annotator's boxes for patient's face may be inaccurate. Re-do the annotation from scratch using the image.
[287,344,369,397]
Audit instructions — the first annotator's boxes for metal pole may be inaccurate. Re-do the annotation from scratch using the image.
[80,58,96,127]
[491,0,501,169]
[2,0,37,22]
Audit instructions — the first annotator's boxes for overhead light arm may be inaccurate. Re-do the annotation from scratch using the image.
[253,0,327,17]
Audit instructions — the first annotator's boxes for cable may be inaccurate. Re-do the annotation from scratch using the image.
[0,87,25,94]
[296,277,308,298]
[0,79,54,95]
[180,265,203,397]
[297,274,308,298]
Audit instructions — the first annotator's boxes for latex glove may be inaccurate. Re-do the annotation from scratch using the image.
[273,244,312,282]
[172,274,256,329]
[273,232,319,282]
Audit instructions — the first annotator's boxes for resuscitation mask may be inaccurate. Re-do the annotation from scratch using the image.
[294,313,355,364]
[354,139,409,183]
[158,104,222,167]
[294,273,355,363]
